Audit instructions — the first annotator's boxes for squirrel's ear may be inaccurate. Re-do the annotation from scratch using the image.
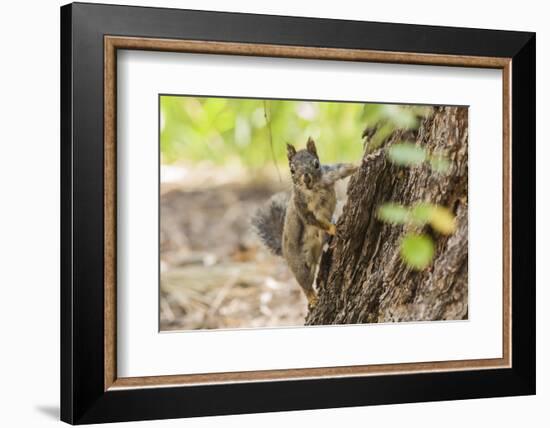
[286,143,297,161]
[306,137,318,159]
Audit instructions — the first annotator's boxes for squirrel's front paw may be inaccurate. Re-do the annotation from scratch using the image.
[327,223,337,236]
[307,294,319,308]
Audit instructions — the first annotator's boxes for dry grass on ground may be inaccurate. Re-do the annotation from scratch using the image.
[160,164,308,331]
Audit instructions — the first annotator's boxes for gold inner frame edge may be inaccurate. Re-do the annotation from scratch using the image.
[104,35,512,391]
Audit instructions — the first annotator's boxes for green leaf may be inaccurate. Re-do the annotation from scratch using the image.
[368,121,395,150]
[410,203,457,235]
[400,233,435,270]
[381,105,418,129]
[410,203,435,225]
[429,155,451,173]
[387,143,426,166]
[377,203,410,224]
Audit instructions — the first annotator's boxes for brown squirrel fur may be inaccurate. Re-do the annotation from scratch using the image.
[252,137,359,307]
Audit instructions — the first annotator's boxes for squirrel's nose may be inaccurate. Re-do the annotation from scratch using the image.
[303,173,312,187]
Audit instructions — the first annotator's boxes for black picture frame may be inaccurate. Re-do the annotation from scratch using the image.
[61,2,535,424]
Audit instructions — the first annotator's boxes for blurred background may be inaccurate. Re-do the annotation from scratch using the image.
[159,95,422,331]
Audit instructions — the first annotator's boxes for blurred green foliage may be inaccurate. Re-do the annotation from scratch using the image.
[387,142,452,174]
[364,105,431,150]
[429,155,452,173]
[387,142,426,166]
[160,96,426,167]
[378,202,456,235]
[400,234,435,270]
[161,96,365,166]
[378,124,455,270]
[377,202,457,270]
[377,203,410,224]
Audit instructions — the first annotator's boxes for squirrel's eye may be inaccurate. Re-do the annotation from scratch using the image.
[314,159,320,169]
[290,165,295,174]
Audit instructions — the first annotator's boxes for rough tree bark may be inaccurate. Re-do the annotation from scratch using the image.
[306,106,468,325]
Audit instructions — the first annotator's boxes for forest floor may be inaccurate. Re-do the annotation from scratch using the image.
[159,163,308,331]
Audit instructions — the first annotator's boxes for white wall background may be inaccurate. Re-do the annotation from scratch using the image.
[0,1,545,427]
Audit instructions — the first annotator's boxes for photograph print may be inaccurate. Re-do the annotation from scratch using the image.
[159,95,468,331]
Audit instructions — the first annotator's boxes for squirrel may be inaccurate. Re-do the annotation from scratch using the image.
[252,137,360,307]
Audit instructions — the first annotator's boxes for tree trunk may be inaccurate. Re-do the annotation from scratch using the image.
[306,106,468,325]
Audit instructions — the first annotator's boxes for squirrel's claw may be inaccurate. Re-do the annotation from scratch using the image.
[327,223,337,236]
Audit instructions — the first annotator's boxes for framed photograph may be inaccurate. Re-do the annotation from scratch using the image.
[60,2,535,424]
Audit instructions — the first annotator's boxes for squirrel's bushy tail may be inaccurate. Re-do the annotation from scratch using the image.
[252,192,289,256]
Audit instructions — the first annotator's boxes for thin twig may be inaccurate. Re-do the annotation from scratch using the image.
[263,100,282,182]
[203,273,240,327]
